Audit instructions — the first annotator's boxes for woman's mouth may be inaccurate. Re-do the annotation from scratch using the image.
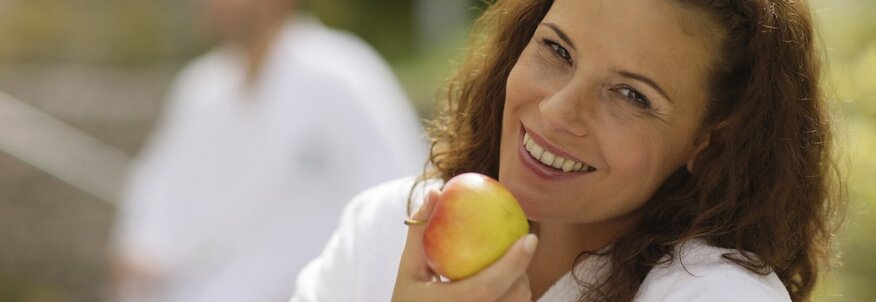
[522,128,597,174]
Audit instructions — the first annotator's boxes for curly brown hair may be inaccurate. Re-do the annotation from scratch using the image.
[419,0,844,301]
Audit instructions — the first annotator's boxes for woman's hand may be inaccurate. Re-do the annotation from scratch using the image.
[392,189,539,302]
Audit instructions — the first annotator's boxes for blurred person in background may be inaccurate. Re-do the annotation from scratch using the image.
[109,0,426,301]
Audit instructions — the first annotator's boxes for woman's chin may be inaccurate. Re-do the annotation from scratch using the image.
[514,192,551,222]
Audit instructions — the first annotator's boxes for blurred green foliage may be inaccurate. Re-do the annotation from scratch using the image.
[0,0,203,64]
[813,0,876,300]
[309,0,417,60]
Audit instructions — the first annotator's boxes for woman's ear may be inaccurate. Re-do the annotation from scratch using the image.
[686,137,709,173]
[686,120,729,173]
[686,124,719,174]
[685,120,732,174]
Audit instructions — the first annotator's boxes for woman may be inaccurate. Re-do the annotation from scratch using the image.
[292,0,842,301]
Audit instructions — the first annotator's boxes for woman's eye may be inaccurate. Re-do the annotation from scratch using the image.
[543,39,572,65]
[618,87,652,109]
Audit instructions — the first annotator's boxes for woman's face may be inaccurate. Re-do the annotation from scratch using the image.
[499,0,720,224]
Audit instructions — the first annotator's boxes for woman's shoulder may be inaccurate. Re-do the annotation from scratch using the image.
[635,240,792,302]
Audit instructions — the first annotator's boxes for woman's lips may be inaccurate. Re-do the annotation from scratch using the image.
[517,124,596,180]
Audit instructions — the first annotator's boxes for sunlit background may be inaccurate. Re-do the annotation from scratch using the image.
[0,0,872,301]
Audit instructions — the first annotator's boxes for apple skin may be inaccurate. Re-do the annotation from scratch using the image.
[422,173,530,280]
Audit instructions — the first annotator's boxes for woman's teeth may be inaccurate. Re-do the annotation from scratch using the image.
[523,133,595,173]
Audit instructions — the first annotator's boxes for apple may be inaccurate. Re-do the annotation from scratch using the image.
[422,173,530,280]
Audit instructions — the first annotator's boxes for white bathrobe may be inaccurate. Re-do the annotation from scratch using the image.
[112,16,426,302]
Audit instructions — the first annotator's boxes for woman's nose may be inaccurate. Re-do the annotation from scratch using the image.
[538,83,592,137]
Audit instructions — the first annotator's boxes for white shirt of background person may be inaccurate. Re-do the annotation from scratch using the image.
[110,3,427,301]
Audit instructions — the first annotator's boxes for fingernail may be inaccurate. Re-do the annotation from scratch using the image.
[523,234,538,254]
[411,190,436,220]
[423,190,435,208]
[410,207,426,221]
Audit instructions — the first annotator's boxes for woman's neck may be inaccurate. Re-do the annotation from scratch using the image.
[527,216,638,300]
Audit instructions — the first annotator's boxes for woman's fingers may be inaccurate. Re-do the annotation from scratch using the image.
[449,234,539,301]
[393,189,442,302]
[396,189,440,280]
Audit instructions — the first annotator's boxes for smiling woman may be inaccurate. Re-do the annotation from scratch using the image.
[290,0,843,301]
[500,0,717,226]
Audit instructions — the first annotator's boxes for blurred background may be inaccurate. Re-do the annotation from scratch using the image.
[0,0,872,301]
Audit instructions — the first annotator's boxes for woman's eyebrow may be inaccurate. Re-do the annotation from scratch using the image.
[539,22,674,104]
[540,22,576,51]
[616,70,674,104]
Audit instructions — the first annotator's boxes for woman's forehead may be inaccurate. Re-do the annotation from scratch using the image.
[541,0,721,107]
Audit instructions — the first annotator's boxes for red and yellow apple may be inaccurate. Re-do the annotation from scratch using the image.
[422,173,530,280]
